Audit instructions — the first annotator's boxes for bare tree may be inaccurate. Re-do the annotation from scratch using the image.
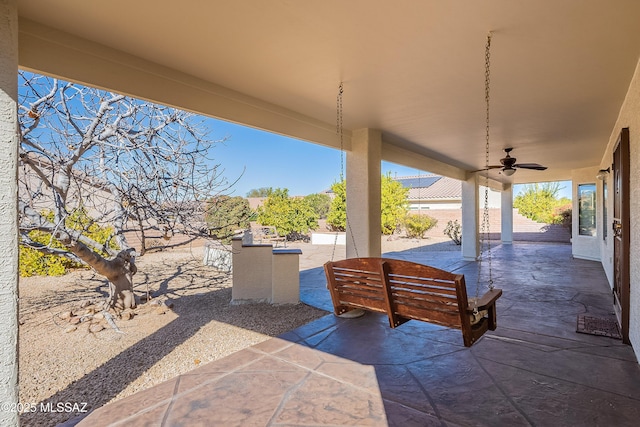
[18,72,232,310]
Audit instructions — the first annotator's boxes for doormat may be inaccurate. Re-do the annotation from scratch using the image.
[576,315,622,340]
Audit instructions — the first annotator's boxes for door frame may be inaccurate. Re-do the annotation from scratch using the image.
[612,127,630,344]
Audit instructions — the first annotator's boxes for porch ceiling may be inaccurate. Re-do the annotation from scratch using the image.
[16,0,640,184]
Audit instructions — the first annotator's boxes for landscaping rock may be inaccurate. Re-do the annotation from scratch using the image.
[89,323,104,333]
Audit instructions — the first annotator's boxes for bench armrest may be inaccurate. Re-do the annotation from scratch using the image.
[466,288,502,312]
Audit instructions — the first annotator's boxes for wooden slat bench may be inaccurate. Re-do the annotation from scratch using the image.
[324,257,502,347]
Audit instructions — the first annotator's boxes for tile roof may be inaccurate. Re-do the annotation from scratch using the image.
[399,175,461,200]
[322,174,462,201]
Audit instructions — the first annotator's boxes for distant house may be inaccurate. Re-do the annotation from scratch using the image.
[397,175,461,210]
[396,174,501,211]
[319,173,500,212]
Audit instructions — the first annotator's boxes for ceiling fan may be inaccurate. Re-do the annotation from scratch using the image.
[481,148,547,176]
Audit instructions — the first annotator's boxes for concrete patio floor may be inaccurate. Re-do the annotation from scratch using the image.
[73,241,640,426]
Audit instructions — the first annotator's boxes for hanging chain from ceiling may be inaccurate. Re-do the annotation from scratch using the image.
[332,82,359,260]
[477,32,495,301]
[337,82,344,181]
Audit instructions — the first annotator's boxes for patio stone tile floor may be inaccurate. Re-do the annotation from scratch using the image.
[72,242,640,426]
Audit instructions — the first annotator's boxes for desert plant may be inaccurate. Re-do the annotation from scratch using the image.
[556,206,572,237]
[444,219,462,245]
[205,195,251,242]
[326,180,346,231]
[256,188,319,238]
[514,182,571,224]
[246,187,272,198]
[304,193,332,219]
[381,174,409,235]
[403,214,438,239]
[327,174,409,234]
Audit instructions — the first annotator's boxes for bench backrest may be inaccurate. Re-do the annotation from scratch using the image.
[324,257,388,314]
[384,258,467,329]
[325,257,469,330]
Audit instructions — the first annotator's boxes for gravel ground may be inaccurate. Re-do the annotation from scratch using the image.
[18,246,328,427]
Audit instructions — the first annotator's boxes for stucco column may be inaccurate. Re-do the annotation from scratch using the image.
[346,128,382,258]
[0,0,20,425]
[501,184,513,244]
[461,176,479,260]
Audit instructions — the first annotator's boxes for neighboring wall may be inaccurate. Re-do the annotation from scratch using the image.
[600,57,640,356]
[414,208,570,243]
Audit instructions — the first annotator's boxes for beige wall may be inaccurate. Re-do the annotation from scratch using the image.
[0,0,19,423]
[600,57,640,355]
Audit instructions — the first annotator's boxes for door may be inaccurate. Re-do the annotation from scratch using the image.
[612,128,630,344]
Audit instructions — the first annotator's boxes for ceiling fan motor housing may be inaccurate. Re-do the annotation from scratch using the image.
[500,149,516,167]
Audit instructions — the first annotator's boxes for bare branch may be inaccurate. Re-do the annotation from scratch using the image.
[18,72,236,310]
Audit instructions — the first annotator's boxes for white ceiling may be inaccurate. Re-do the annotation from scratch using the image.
[16,0,640,183]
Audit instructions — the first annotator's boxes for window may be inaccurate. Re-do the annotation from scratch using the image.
[578,183,596,236]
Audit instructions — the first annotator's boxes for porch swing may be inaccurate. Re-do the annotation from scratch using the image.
[323,33,502,347]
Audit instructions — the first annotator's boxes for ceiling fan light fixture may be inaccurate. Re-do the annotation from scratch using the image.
[502,168,516,176]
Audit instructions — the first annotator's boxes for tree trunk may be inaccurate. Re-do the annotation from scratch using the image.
[67,241,137,310]
[20,201,138,311]
[137,214,147,257]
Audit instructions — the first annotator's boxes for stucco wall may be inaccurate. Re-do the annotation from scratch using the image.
[601,57,640,356]
[0,0,19,424]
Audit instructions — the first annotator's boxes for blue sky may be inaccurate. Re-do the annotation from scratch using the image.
[207,118,422,197]
[206,117,572,200]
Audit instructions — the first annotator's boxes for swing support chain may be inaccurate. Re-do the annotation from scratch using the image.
[475,32,495,314]
[332,82,359,260]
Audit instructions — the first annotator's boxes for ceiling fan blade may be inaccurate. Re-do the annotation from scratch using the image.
[514,163,547,170]
[471,165,503,173]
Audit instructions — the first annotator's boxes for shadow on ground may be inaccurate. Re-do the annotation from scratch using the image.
[20,259,326,426]
[290,242,640,426]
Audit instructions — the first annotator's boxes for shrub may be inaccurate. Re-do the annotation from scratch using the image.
[304,193,331,219]
[326,180,346,231]
[556,206,572,237]
[256,188,318,238]
[19,236,70,277]
[246,187,272,198]
[205,195,251,242]
[327,175,409,235]
[381,174,409,235]
[404,214,438,239]
[444,220,462,245]
[514,182,571,224]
